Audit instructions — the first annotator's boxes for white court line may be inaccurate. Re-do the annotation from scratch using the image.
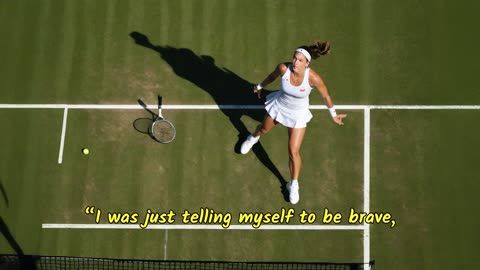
[371,105,480,110]
[1,104,480,110]
[42,224,365,230]
[363,108,371,267]
[164,230,168,260]
[57,108,68,164]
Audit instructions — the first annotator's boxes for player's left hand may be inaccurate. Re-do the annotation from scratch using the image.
[333,114,347,125]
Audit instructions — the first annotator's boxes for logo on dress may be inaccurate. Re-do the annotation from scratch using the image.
[300,89,306,92]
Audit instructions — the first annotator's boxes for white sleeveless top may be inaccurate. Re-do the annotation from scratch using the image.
[277,65,313,109]
[264,65,314,128]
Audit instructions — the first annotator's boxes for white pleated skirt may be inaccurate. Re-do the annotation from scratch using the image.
[264,91,313,128]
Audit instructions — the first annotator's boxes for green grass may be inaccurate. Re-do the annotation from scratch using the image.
[0,109,64,254]
[2,0,479,105]
[1,109,364,263]
[36,229,364,262]
[46,109,364,222]
[370,110,480,270]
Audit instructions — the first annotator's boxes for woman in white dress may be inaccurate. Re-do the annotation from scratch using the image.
[240,41,347,204]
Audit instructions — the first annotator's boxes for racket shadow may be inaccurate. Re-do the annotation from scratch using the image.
[134,99,156,137]
[135,98,167,143]
[130,31,288,202]
[133,118,153,135]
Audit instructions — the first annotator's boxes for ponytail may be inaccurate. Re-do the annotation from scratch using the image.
[299,40,330,60]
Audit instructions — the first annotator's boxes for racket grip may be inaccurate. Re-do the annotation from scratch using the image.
[158,95,163,107]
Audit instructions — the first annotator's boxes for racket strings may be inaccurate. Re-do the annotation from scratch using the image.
[152,120,176,143]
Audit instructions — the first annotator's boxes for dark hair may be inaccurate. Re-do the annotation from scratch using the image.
[299,41,330,60]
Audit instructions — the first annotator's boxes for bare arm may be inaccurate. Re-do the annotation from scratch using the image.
[253,63,287,98]
[310,70,347,125]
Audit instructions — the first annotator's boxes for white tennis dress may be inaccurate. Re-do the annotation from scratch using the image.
[265,65,313,128]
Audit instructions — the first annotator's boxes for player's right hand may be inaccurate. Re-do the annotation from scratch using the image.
[253,86,261,99]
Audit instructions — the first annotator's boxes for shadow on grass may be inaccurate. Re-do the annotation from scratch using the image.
[0,179,8,207]
[132,118,152,135]
[133,99,155,135]
[1,208,37,269]
[130,31,288,201]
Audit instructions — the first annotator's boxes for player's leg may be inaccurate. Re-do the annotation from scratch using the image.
[240,114,277,154]
[286,127,306,204]
[253,114,278,137]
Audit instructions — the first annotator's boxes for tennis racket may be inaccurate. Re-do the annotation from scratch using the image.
[150,95,176,143]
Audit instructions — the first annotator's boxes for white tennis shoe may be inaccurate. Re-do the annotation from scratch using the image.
[287,182,299,204]
[240,134,259,154]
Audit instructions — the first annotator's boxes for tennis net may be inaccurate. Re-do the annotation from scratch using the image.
[0,254,375,270]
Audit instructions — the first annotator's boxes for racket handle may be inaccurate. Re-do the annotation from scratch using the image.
[157,95,163,118]
[158,95,163,108]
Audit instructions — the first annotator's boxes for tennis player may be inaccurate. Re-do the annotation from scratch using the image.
[241,41,347,204]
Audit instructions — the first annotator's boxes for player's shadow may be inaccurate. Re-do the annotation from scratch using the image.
[130,31,288,201]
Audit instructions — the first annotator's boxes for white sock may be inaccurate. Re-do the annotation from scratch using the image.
[291,179,298,186]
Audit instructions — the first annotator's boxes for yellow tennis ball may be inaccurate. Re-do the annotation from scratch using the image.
[82,148,90,155]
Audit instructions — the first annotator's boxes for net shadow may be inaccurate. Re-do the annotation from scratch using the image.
[0,178,8,207]
[0,219,37,270]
